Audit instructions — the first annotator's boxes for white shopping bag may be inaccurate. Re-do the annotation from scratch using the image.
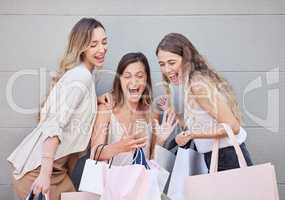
[79,144,108,195]
[168,142,208,200]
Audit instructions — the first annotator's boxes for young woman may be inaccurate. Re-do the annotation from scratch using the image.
[91,52,176,165]
[7,18,108,200]
[155,33,253,171]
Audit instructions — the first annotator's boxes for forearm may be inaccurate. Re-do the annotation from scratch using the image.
[40,136,60,176]
[190,125,228,139]
[190,123,240,139]
[95,143,123,161]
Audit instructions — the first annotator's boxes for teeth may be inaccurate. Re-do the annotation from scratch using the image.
[128,88,139,94]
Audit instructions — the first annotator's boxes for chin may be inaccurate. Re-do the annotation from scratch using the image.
[95,63,104,69]
[127,96,141,103]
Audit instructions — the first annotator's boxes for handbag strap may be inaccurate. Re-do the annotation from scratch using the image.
[27,192,49,200]
[209,123,248,173]
[132,148,150,169]
[90,144,106,161]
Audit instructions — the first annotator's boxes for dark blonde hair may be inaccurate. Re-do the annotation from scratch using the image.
[39,18,105,120]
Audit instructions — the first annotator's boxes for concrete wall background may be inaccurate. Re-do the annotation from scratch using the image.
[0,0,284,199]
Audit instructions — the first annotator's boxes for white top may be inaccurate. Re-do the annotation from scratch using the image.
[184,86,247,153]
[7,64,97,180]
[107,112,152,166]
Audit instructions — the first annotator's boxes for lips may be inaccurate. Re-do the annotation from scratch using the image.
[168,73,179,83]
[128,88,140,95]
[94,54,105,63]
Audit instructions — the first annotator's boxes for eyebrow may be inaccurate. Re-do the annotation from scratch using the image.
[159,59,177,63]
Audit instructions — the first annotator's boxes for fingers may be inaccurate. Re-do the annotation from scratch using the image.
[158,95,167,106]
[153,119,159,129]
[171,120,178,130]
[106,93,113,104]
[175,131,192,146]
[133,137,148,145]
[167,110,176,125]
[32,184,42,198]
[162,109,168,124]
[131,142,147,150]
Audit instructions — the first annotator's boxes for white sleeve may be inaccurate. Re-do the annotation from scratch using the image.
[40,69,93,142]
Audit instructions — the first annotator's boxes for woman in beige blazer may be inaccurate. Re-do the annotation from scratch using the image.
[7,17,108,200]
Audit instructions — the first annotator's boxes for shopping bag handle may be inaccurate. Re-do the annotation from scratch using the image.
[90,144,114,167]
[27,192,49,200]
[210,123,248,173]
[132,148,150,169]
[90,144,106,161]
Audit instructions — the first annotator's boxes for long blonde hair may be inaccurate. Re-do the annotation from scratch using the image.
[39,18,104,119]
[156,33,242,123]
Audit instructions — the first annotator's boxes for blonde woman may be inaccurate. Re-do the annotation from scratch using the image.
[7,18,108,200]
[155,33,253,171]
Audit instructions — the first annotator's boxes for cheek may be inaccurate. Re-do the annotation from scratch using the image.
[175,63,183,73]
[139,79,147,90]
[160,67,167,74]
[84,49,93,59]
[120,79,128,91]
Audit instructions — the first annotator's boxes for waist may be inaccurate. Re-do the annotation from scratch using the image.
[194,127,247,153]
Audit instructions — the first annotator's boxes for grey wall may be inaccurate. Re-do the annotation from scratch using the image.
[0,0,284,199]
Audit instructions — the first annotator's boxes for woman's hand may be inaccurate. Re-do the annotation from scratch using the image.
[156,95,169,111]
[154,109,178,145]
[175,131,193,146]
[116,136,148,153]
[31,172,51,198]
[98,92,113,109]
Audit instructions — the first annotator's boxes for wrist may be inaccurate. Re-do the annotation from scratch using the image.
[112,142,124,154]
[155,134,166,146]
[39,168,52,177]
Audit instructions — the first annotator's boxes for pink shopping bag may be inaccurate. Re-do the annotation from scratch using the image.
[61,192,100,200]
[184,123,279,200]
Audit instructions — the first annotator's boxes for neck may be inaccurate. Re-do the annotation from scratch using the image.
[121,101,139,114]
[83,60,95,73]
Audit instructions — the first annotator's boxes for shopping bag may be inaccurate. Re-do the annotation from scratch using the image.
[168,141,208,200]
[101,148,161,200]
[152,145,176,173]
[184,123,280,200]
[61,192,100,200]
[78,144,108,194]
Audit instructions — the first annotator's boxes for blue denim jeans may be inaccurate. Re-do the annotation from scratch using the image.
[204,143,253,172]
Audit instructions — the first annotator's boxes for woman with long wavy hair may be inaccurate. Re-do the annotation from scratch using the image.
[7,17,108,200]
[155,33,253,171]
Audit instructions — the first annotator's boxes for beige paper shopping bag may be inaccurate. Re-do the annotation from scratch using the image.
[184,124,279,200]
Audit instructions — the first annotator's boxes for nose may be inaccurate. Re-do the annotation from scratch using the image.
[164,64,172,74]
[129,77,139,86]
[98,43,107,54]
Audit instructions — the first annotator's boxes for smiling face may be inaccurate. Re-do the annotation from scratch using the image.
[120,62,147,104]
[157,50,184,85]
[82,27,108,69]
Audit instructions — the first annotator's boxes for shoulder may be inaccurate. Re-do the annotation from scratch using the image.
[63,65,93,86]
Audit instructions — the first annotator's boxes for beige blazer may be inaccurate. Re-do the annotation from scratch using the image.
[7,64,97,180]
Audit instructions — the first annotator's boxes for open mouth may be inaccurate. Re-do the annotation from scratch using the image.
[128,87,140,97]
[94,55,105,63]
[168,73,179,83]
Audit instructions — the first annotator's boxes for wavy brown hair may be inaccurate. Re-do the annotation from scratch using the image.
[112,52,153,110]
[156,33,242,122]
